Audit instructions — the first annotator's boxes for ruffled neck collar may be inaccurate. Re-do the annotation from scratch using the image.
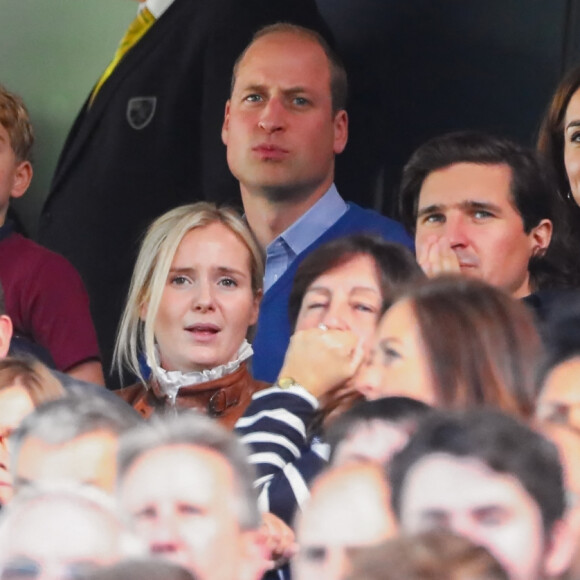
[149,340,253,403]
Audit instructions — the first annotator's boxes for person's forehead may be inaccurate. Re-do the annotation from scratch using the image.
[122,444,235,497]
[418,162,515,209]
[4,499,119,558]
[19,430,118,464]
[0,123,13,147]
[301,465,389,534]
[235,31,330,88]
[542,357,580,405]
[403,453,536,513]
[308,257,381,292]
[0,384,35,428]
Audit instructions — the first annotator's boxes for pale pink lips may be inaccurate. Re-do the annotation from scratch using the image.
[185,323,220,342]
[252,144,288,161]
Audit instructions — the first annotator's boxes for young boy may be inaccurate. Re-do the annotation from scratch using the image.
[0,85,104,385]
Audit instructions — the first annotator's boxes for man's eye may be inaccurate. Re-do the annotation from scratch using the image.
[423,213,445,224]
[135,506,157,520]
[473,210,493,220]
[477,508,507,526]
[293,97,309,106]
[244,94,263,103]
[302,546,327,563]
[1,558,40,580]
[177,503,202,515]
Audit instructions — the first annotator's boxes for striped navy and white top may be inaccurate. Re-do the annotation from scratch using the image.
[235,384,330,525]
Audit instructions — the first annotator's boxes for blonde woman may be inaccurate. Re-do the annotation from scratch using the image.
[115,203,266,428]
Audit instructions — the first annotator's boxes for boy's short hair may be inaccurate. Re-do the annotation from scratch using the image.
[0,85,34,163]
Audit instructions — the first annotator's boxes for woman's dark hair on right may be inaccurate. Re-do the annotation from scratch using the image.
[536,292,580,390]
[396,276,542,418]
[288,235,424,330]
[537,63,580,206]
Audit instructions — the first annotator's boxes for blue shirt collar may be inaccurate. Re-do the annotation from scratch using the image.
[276,184,347,256]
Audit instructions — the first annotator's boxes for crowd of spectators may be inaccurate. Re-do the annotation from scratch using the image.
[1,11,580,580]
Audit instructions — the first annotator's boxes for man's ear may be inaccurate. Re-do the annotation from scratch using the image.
[530,219,553,258]
[0,315,13,358]
[333,110,348,155]
[543,518,576,578]
[221,100,231,146]
[10,161,33,200]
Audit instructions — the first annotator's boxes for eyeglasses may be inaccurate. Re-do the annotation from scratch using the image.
[0,557,99,580]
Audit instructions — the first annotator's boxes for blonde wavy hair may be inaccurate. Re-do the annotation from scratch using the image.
[114,203,264,384]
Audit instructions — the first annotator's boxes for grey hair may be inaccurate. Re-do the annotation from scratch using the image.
[0,484,145,558]
[117,412,261,530]
[10,394,143,471]
[113,202,264,384]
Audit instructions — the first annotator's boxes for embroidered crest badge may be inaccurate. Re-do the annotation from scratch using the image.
[126,96,157,130]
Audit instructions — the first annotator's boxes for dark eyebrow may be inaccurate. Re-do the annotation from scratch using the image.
[378,338,403,351]
[417,200,502,217]
[417,204,445,219]
[459,200,503,214]
[240,84,309,96]
[240,83,267,94]
[306,285,379,295]
[566,119,580,131]
[284,87,308,95]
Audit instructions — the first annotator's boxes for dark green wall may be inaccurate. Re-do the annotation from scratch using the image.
[0,1,135,235]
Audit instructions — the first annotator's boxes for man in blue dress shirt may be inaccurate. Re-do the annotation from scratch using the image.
[222,23,413,382]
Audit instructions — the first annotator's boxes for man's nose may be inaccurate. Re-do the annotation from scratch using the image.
[149,514,182,554]
[258,98,286,133]
[445,214,469,247]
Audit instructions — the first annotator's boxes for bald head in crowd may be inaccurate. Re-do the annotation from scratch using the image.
[116,412,266,580]
[11,394,142,494]
[293,462,397,580]
[0,486,143,578]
